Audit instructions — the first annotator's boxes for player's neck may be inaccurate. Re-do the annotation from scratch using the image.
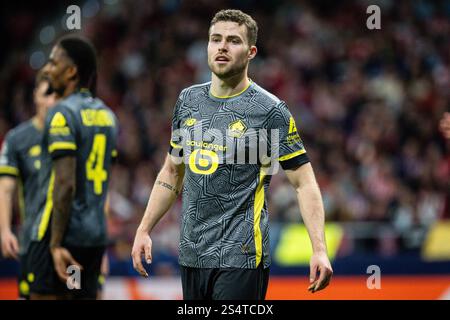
[60,81,78,99]
[210,72,251,98]
[32,115,44,131]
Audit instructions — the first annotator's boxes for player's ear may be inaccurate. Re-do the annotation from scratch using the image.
[32,87,38,103]
[248,45,257,60]
[66,65,78,82]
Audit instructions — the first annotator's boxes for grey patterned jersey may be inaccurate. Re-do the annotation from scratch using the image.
[31,90,118,247]
[0,120,43,254]
[169,81,310,269]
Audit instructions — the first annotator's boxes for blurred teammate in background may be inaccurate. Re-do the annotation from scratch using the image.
[132,9,332,300]
[0,70,56,299]
[28,35,118,300]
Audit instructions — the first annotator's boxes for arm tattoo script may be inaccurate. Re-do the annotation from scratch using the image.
[156,180,179,196]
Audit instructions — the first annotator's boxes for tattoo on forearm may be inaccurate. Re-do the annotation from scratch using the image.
[156,180,179,196]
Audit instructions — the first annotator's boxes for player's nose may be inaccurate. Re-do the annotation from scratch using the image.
[218,41,228,52]
[218,46,228,53]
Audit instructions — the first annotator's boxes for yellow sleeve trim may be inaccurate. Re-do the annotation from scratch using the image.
[48,142,77,153]
[37,171,55,240]
[0,165,19,176]
[253,167,266,268]
[278,149,306,162]
[170,140,182,149]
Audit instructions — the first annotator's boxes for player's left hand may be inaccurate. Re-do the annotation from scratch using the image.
[50,246,83,283]
[308,251,333,293]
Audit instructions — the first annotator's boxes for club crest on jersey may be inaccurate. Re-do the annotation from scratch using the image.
[228,120,247,138]
[184,118,197,127]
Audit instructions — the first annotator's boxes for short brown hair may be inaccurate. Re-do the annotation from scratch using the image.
[210,9,258,46]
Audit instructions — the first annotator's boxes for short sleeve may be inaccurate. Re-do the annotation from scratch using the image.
[270,102,310,170]
[46,107,77,159]
[0,131,19,177]
[168,90,185,157]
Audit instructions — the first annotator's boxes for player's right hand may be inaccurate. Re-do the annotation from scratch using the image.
[50,246,83,283]
[131,229,152,278]
[0,229,19,260]
[308,251,333,293]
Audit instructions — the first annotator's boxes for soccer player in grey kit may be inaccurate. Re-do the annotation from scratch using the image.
[0,70,56,299]
[27,35,118,300]
[132,9,333,299]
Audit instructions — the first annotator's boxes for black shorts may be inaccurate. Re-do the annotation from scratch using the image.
[180,264,270,300]
[18,253,31,300]
[27,231,104,299]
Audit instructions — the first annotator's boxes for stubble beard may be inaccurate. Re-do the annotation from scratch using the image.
[209,59,248,80]
[50,78,67,97]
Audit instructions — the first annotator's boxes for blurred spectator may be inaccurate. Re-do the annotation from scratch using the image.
[440,112,450,139]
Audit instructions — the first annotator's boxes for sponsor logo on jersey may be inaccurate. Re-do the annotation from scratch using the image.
[50,112,71,136]
[228,120,247,138]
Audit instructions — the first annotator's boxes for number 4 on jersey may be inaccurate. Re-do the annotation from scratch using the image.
[86,134,107,195]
